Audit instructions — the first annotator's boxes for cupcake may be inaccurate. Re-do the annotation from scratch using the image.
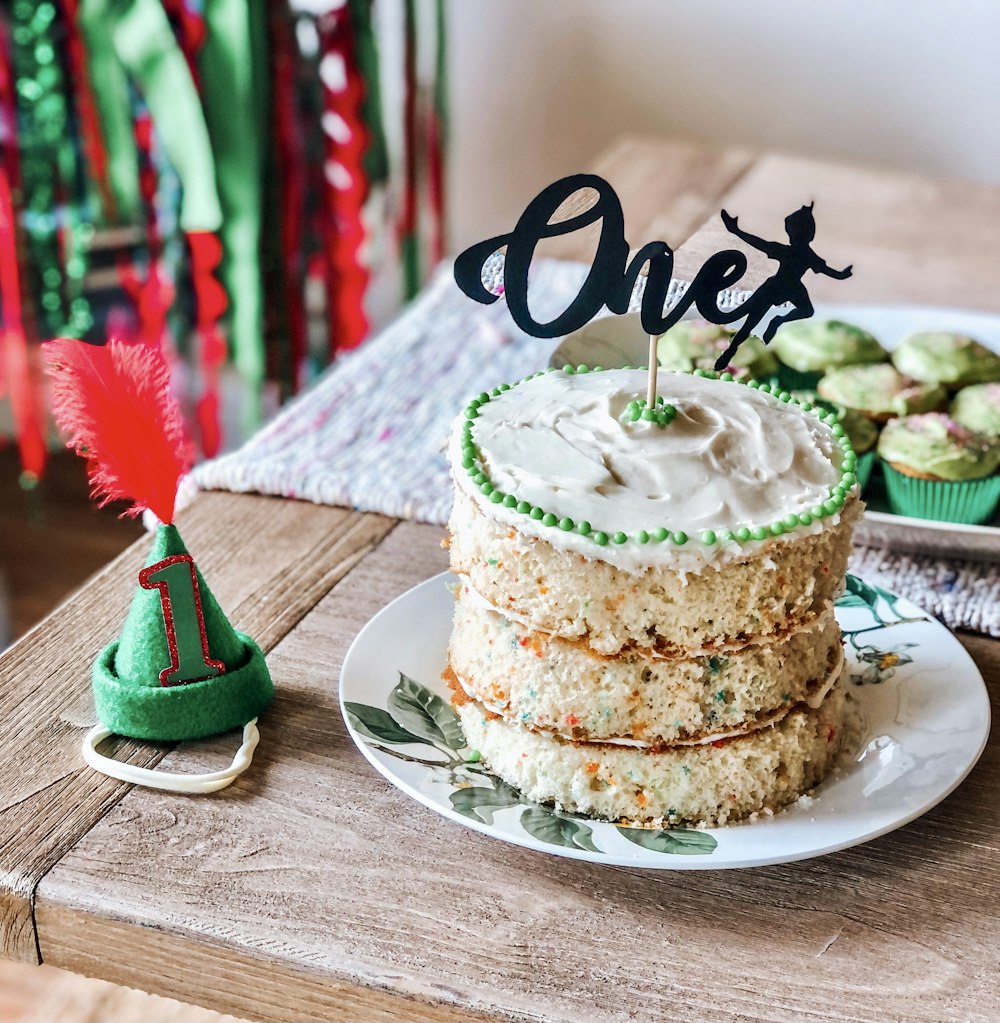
[792,392,879,491]
[818,364,946,423]
[656,321,777,380]
[771,319,887,390]
[950,383,1000,438]
[891,332,1000,388]
[837,407,879,490]
[877,413,1000,524]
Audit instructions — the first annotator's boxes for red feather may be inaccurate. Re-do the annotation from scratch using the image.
[43,339,192,524]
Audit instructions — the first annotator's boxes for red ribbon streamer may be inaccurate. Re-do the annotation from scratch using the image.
[317,6,369,355]
[270,4,306,392]
[117,113,174,349]
[0,168,47,480]
[188,230,228,458]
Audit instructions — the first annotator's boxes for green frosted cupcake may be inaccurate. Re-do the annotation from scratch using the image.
[950,383,1000,438]
[771,319,887,390]
[837,407,878,490]
[891,332,1000,388]
[877,413,1000,524]
[792,392,878,490]
[818,364,946,423]
[656,321,777,380]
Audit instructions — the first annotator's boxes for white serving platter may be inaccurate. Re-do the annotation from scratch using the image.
[341,572,990,870]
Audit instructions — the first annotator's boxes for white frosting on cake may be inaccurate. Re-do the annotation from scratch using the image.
[450,368,853,575]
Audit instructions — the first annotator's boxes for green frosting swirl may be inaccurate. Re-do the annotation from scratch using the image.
[771,319,886,373]
[891,332,1000,386]
[877,413,1000,481]
[950,383,1000,437]
[818,364,946,418]
[656,321,777,379]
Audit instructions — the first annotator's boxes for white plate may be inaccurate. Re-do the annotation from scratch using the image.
[340,572,990,870]
[548,305,1000,561]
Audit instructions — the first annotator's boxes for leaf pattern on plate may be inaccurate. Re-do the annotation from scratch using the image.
[343,702,425,746]
[520,807,600,853]
[836,574,883,611]
[617,827,718,855]
[450,783,522,825]
[388,673,467,751]
[839,574,925,663]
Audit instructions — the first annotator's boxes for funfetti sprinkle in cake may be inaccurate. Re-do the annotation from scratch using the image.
[444,365,862,827]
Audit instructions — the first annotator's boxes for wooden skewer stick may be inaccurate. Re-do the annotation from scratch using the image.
[646,334,659,408]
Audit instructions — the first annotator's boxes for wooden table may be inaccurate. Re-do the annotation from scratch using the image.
[3,138,999,1023]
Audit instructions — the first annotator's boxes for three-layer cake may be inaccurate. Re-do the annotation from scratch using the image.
[445,365,861,826]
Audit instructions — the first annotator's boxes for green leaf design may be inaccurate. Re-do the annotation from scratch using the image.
[388,673,467,750]
[837,574,880,610]
[618,827,718,855]
[873,581,902,612]
[519,806,600,853]
[450,785,522,824]
[344,702,425,746]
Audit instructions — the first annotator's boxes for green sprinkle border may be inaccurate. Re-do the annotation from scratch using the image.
[460,365,857,550]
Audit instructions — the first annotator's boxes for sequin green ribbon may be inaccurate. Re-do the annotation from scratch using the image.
[10,0,92,336]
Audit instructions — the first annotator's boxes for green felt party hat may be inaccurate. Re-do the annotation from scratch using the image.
[44,338,273,745]
[93,524,273,741]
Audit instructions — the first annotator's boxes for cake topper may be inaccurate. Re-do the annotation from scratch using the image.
[43,338,273,793]
[454,174,852,403]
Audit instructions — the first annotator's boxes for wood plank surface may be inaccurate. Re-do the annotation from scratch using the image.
[0,449,144,642]
[0,492,393,962]
[0,960,249,1023]
[674,151,1000,309]
[7,138,1000,1023]
[538,135,755,258]
[37,523,1000,1023]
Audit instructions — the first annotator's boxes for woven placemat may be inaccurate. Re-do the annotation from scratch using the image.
[193,258,999,637]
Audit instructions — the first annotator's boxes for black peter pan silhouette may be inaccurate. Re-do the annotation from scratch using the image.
[715,203,853,367]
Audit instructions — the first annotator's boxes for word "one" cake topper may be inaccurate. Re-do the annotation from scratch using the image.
[454,174,852,387]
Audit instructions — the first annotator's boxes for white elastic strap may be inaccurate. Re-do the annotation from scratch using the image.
[81,719,260,794]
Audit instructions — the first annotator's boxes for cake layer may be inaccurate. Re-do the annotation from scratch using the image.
[447,588,844,745]
[455,682,856,828]
[449,487,860,655]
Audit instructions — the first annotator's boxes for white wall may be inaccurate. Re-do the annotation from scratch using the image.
[446,0,1000,249]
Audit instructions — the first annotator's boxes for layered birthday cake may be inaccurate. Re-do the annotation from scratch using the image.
[445,365,861,827]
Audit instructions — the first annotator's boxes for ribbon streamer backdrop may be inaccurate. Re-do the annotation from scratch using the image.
[0,0,447,473]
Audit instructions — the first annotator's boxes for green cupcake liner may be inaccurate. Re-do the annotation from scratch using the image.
[777,365,823,391]
[882,464,1000,525]
[855,450,876,492]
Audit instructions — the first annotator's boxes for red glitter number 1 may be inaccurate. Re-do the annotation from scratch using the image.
[139,554,225,687]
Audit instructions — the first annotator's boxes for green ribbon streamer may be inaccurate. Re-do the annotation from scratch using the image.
[199,0,267,410]
[79,0,222,233]
[10,0,92,337]
[75,4,139,226]
[401,0,420,299]
[349,0,389,188]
